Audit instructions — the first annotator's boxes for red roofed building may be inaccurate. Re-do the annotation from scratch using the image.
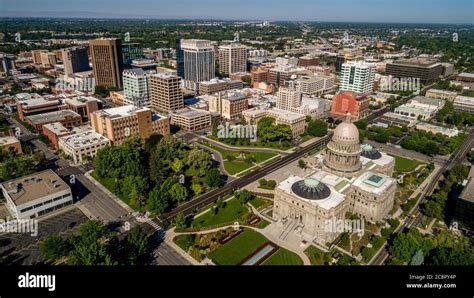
[331,91,370,119]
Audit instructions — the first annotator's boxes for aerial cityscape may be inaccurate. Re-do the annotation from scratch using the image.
[0,0,473,295]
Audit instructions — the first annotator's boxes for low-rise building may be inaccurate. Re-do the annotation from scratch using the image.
[59,129,111,164]
[453,96,474,114]
[42,122,75,150]
[394,96,445,120]
[171,107,212,131]
[90,105,170,145]
[208,90,249,120]
[415,122,460,138]
[199,78,243,95]
[64,96,99,121]
[0,169,73,219]
[425,89,458,101]
[242,107,306,138]
[376,112,418,128]
[26,110,83,132]
[297,75,335,96]
[0,136,22,153]
[16,94,64,121]
[331,91,370,119]
[456,72,474,82]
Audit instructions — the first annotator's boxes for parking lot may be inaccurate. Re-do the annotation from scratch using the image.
[0,207,88,265]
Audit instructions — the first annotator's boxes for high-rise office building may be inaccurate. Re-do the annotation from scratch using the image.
[123,68,155,108]
[180,39,215,91]
[89,38,124,89]
[176,36,184,78]
[62,47,90,75]
[218,44,247,76]
[0,53,15,76]
[335,55,345,73]
[149,74,184,113]
[122,43,144,68]
[385,58,443,84]
[339,61,376,95]
[276,81,302,111]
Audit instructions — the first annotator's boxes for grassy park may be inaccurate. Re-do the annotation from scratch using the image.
[201,143,277,175]
[394,156,423,172]
[210,230,268,265]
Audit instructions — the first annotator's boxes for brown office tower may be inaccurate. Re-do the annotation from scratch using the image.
[89,38,124,89]
[149,74,184,113]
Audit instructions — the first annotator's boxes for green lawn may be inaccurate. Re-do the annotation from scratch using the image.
[262,248,303,265]
[256,219,270,229]
[201,143,276,175]
[191,199,249,228]
[210,229,268,265]
[249,197,272,210]
[394,156,422,172]
[304,245,331,265]
[174,234,195,252]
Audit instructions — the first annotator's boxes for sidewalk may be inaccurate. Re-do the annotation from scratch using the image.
[83,171,134,213]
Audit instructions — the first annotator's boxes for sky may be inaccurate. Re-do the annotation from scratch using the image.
[1,0,473,24]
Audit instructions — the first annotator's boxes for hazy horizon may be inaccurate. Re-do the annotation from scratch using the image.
[1,0,473,24]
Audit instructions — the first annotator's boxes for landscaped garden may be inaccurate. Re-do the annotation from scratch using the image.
[201,143,277,175]
[209,229,268,265]
[304,245,332,265]
[262,248,303,265]
[394,156,422,173]
[182,190,272,231]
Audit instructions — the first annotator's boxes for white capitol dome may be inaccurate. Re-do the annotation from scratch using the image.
[332,119,360,144]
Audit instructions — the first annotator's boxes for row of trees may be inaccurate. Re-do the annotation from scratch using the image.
[304,117,328,138]
[93,135,222,214]
[388,229,474,265]
[401,130,466,156]
[436,101,474,128]
[0,148,44,182]
[422,164,469,221]
[40,221,150,265]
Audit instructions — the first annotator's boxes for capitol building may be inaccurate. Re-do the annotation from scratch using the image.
[273,117,396,245]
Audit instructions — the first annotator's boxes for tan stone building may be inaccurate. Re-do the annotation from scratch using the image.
[170,107,212,132]
[89,38,124,89]
[218,44,247,75]
[273,118,396,244]
[242,107,306,138]
[90,105,170,145]
[208,90,248,120]
[149,74,183,113]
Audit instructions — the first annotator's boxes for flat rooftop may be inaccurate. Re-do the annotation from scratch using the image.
[352,171,395,195]
[0,136,20,146]
[390,58,440,68]
[60,129,110,150]
[42,122,71,135]
[454,96,474,105]
[97,105,149,118]
[457,72,474,79]
[1,169,70,206]
[65,96,98,107]
[173,107,210,119]
[27,110,81,125]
